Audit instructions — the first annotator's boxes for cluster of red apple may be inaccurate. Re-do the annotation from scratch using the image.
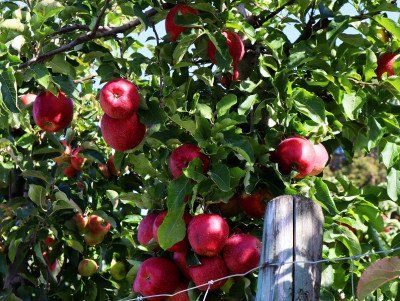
[134,212,261,300]
[271,136,329,179]
[99,78,146,152]
[74,213,111,246]
[52,140,86,178]
[166,4,245,86]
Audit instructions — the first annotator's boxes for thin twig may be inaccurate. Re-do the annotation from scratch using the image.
[73,74,97,84]
[151,23,164,94]
[348,78,381,87]
[91,0,112,36]
[19,8,159,69]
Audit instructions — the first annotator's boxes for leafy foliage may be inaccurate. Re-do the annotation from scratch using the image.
[0,0,400,300]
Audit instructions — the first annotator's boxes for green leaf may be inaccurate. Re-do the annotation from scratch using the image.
[183,158,207,182]
[292,88,326,123]
[173,32,202,64]
[0,68,18,113]
[48,54,76,77]
[381,142,400,168]
[209,163,231,192]
[53,190,81,212]
[9,238,22,262]
[217,94,237,117]
[31,64,52,89]
[28,184,47,207]
[193,67,214,86]
[158,177,192,250]
[224,133,255,163]
[342,93,364,120]
[65,239,84,253]
[312,178,339,215]
[129,153,158,177]
[238,94,258,116]
[387,168,400,202]
[335,225,362,255]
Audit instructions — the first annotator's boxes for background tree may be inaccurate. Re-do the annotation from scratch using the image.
[0,0,400,300]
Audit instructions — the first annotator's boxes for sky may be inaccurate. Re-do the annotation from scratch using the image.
[131,3,400,58]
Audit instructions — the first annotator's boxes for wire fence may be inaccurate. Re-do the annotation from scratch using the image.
[121,246,400,301]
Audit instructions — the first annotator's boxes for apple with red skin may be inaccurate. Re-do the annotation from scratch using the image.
[167,282,190,301]
[209,194,241,217]
[63,164,78,178]
[33,91,73,132]
[107,155,120,177]
[100,113,146,152]
[173,250,191,279]
[376,52,400,80]
[78,259,98,277]
[189,256,228,291]
[74,213,88,232]
[87,215,111,235]
[44,236,55,248]
[70,148,85,171]
[153,211,192,252]
[20,93,37,106]
[137,213,158,246]
[187,214,229,257]
[169,144,210,179]
[133,257,180,301]
[165,4,198,42]
[309,143,329,176]
[239,189,274,218]
[208,31,245,81]
[222,233,261,274]
[42,251,59,272]
[275,136,316,178]
[99,78,140,119]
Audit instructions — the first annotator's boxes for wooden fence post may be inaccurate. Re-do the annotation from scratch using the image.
[256,195,324,301]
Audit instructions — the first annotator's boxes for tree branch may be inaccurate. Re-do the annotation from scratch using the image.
[19,8,159,69]
[91,0,111,36]
[246,0,295,27]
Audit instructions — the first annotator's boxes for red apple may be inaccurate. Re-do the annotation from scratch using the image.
[42,251,59,272]
[208,31,245,81]
[107,155,120,177]
[70,148,85,171]
[167,282,190,301]
[153,211,192,252]
[276,136,316,178]
[78,259,98,277]
[309,143,329,176]
[20,93,37,106]
[137,213,158,246]
[99,78,140,119]
[74,213,88,232]
[222,233,261,274]
[33,91,73,132]
[239,189,274,218]
[100,113,146,152]
[165,4,198,42]
[376,52,400,80]
[63,164,78,178]
[133,257,180,300]
[169,144,210,179]
[189,256,228,291]
[209,194,241,217]
[87,215,111,236]
[84,232,106,246]
[173,250,191,279]
[187,214,229,257]
[44,236,55,248]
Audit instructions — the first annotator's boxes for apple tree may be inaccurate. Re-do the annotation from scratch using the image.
[0,0,400,300]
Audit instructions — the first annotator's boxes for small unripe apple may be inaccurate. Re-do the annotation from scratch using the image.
[137,213,158,246]
[222,233,261,274]
[169,144,210,179]
[99,78,140,119]
[133,257,180,299]
[187,214,229,257]
[110,259,126,280]
[189,256,228,291]
[165,4,198,42]
[33,91,74,132]
[276,136,316,178]
[153,211,192,252]
[20,93,37,106]
[100,113,146,152]
[84,232,106,246]
[78,259,98,277]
